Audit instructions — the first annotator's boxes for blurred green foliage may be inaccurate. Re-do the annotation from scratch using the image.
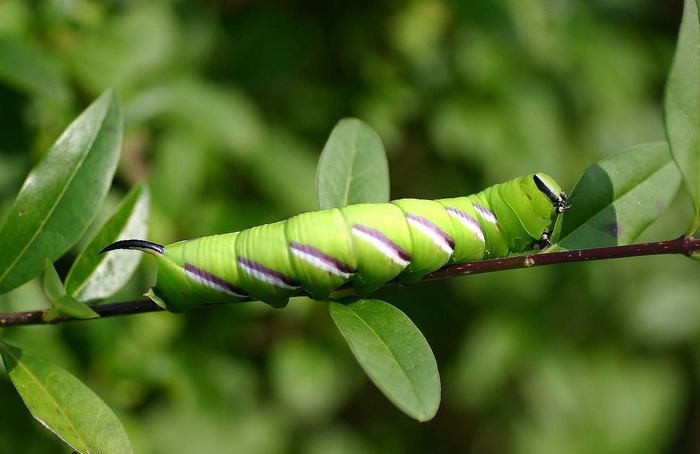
[0,0,694,452]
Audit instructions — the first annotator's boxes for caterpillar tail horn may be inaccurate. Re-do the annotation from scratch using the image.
[99,239,165,256]
[99,239,172,310]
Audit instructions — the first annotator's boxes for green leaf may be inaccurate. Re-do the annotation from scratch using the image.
[316,118,390,209]
[64,184,150,302]
[551,142,681,251]
[0,89,123,294]
[43,294,100,322]
[328,298,440,421]
[0,340,132,454]
[664,0,700,235]
[42,263,99,321]
[42,260,65,303]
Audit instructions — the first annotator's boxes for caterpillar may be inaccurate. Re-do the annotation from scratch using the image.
[101,173,568,311]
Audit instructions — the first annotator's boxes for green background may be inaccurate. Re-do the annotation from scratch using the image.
[0,1,695,452]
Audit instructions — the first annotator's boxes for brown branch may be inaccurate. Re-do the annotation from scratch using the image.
[1,236,698,327]
[0,299,164,327]
[423,236,699,281]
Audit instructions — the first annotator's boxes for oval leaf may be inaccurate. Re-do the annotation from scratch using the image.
[328,298,440,421]
[41,262,98,321]
[64,184,150,301]
[316,118,390,209]
[664,0,700,234]
[0,341,132,453]
[551,142,681,251]
[43,294,99,322]
[0,90,123,294]
[42,260,65,303]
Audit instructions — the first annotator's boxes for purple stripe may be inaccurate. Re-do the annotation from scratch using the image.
[351,225,411,262]
[446,207,484,236]
[184,263,247,297]
[473,203,498,225]
[445,207,476,225]
[405,213,455,250]
[289,242,356,274]
[237,257,300,288]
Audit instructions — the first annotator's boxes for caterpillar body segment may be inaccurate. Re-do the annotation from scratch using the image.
[286,209,357,298]
[102,173,568,312]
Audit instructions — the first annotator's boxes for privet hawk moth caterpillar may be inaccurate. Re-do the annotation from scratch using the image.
[101,173,568,311]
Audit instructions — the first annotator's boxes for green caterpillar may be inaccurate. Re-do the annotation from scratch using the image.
[101,173,568,311]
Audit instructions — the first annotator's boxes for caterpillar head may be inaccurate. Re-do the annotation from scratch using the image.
[495,173,569,252]
[533,173,569,214]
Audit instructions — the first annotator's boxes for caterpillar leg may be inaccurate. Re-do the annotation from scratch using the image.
[532,231,552,250]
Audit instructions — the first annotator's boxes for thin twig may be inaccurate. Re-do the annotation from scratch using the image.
[423,236,698,280]
[1,236,698,327]
[0,299,164,327]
